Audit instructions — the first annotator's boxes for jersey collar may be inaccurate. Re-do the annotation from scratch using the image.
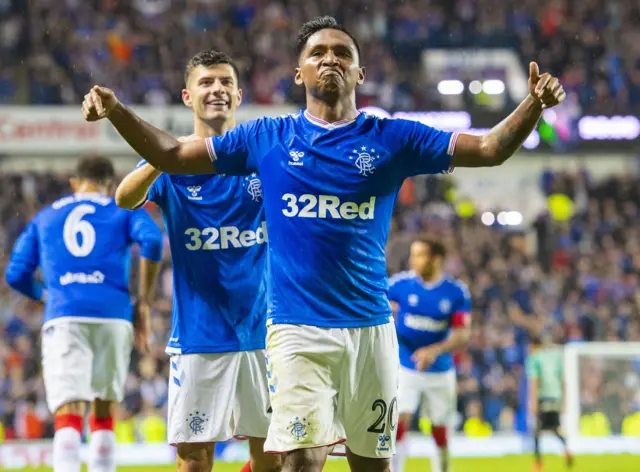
[303,109,361,130]
[412,270,445,289]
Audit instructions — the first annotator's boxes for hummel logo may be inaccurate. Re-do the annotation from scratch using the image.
[288,150,305,167]
[187,186,202,201]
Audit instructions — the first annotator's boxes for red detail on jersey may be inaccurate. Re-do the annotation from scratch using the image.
[89,414,114,432]
[240,461,252,472]
[432,425,448,448]
[451,311,470,328]
[55,413,83,434]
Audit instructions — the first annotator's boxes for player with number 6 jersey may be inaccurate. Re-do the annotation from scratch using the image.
[5,156,163,472]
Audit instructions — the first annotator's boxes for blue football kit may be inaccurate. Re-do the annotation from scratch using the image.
[389,271,471,373]
[6,192,163,323]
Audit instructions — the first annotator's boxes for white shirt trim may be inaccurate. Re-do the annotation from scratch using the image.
[303,110,360,130]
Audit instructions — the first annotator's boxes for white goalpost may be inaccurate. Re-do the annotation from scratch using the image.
[564,342,640,454]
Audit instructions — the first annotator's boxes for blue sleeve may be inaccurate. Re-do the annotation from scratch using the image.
[206,118,275,175]
[5,221,44,301]
[387,275,403,302]
[394,119,458,178]
[455,282,472,313]
[128,209,163,262]
[135,159,163,204]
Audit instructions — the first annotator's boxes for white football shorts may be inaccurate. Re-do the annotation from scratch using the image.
[264,322,399,459]
[41,318,133,414]
[167,350,271,444]
[398,367,456,426]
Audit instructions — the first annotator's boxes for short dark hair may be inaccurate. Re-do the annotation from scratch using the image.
[530,335,544,347]
[75,155,115,183]
[296,16,361,60]
[416,236,447,259]
[184,50,240,85]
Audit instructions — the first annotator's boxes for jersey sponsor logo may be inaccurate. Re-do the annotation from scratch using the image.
[281,194,376,220]
[349,146,381,176]
[187,186,202,201]
[184,221,267,250]
[404,314,448,332]
[244,173,263,202]
[288,150,305,166]
[59,270,105,286]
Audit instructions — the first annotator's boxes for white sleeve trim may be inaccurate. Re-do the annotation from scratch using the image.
[205,137,216,162]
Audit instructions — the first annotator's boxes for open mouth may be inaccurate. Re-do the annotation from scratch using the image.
[205,99,229,109]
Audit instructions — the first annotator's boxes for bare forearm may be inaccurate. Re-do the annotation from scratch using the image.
[116,165,162,209]
[433,328,471,354]
[138,257,161,304]
[483,95,543,165]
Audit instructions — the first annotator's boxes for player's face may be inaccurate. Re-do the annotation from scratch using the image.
[409,241,431,275]
[182,64,242,122]
[295,29,365,99]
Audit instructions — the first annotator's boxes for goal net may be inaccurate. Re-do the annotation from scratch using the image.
[564,342,640,453]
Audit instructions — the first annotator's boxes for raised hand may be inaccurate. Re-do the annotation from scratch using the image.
[81,85,120,121]
[528,62,566,109]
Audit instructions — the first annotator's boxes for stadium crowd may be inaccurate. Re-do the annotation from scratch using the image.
[0,0,639,113]
[1,166,639,442]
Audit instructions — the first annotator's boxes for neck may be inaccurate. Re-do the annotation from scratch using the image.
[194,116,236,138]
[75,182,104,194]
[420,269,442,284]
[305,92,358,123]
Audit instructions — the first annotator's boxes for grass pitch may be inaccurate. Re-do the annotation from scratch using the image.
[23,454,640,471]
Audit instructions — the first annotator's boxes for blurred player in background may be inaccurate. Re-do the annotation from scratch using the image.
[526,335,573,471]
[115,50,280,472]
[81,14,565,471]
[388,237,471,472]
[5,156,163,472]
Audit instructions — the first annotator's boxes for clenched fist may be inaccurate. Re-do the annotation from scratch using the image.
[81,85,120,121]
[528,62,566,109]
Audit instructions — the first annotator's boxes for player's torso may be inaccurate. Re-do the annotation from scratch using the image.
[37,193,133,323]
[151,173,267,354]
[257,113,405,326]
[395,277,457,372]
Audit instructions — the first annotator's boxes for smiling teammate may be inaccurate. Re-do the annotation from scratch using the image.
[115,51,279,472]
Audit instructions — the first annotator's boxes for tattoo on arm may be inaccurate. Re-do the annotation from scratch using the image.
[486,95,543,165]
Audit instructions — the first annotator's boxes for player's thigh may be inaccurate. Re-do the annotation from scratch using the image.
[398,366,422,417]
[346,446,390,472]
[41,321,93,414]
[234,349,271,439]
[175,441,214,472]
[264,324,345,453]
[339,322,399,459]
[90,321,133,402]
[421,370,457,426]
[168,352,241,444]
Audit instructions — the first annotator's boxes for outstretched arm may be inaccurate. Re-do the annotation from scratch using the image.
[82,86,214,174]
[451,62,566,168]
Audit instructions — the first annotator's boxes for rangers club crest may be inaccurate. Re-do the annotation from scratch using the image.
[244,173,263,202]
[349,146,380,176]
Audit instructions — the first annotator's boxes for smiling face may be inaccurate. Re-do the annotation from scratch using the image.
[295,28,365,102]
[182,64,242,122]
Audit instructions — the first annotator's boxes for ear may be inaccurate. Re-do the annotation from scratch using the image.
[69,177,79,192]
[357,66,366,85]
[181,89,192,108]
[294,67,304,86]
[236,88,243,107]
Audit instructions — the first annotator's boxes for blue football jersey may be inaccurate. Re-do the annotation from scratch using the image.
[5,193,163,325]
[389,271,471,372]
[205,111,458,328]
[140,162,267,354]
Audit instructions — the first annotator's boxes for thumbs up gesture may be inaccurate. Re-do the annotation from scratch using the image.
[81,85,120,121]
[528,62,566,109]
